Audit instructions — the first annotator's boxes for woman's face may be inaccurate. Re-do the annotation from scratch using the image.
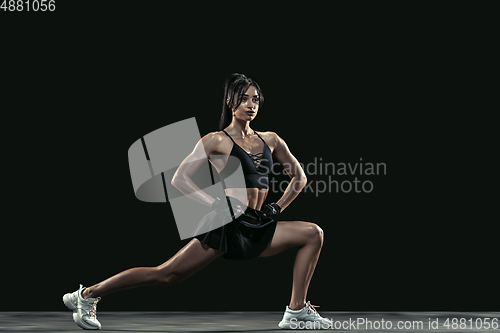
[230,86,260,122]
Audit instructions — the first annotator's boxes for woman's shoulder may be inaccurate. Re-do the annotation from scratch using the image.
[201,131,226,144]
[201,131,231,151]
[202,131,225,141]
[255,130,281,145]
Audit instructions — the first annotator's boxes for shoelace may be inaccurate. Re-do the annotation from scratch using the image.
[89,297,101,318]
[305,301,320,317]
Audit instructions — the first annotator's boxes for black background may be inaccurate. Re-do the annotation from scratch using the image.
[1,3,496,312]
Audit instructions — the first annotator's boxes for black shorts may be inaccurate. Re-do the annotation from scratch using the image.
[194,196,277,260]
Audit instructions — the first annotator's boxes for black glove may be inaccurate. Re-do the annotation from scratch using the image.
[261,202,281,218]
[211,197,224,211]
[211,197,242,218]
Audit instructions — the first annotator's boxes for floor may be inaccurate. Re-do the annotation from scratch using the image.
[1,311,498,332]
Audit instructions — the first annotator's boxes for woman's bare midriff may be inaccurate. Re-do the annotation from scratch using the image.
[225,188,268,211]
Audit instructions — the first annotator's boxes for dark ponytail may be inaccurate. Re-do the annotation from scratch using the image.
[219,73,264,130]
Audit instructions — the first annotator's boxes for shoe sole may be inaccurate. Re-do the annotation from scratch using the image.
[278,319,330,330]
[73,311,101,330]
[63,293,101,330]
[278,320,291,329]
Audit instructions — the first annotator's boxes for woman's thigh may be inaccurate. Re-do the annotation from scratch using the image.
[259,221,323,257]
[156,238,224,281]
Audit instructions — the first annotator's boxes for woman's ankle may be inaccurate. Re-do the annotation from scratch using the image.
[81,287,93,299]
[288,301,305,311]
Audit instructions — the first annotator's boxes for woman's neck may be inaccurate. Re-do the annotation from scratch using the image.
[226,119,253,137]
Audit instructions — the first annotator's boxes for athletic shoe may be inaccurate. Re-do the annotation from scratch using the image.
[278,301,332,330]
[63,284,101,330]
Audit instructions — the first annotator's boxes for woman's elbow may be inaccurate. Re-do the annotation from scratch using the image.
[299,175,307,187]
[294,174,307,188]
[171,174,183,189]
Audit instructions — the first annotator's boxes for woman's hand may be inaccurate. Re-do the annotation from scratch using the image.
[261,202,281,218]
[212,197,244,218]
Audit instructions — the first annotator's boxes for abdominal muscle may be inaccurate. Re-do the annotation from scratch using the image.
[225,188,268,211]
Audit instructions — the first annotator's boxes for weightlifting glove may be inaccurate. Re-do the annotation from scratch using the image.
[211,197,242,218]
[261,202,281,218]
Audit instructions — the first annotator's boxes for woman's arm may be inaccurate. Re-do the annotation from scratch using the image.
[270,132,307,212]
[171,132,222,207]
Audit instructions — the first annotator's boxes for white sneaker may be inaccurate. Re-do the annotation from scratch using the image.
[63,284,101,330]
[278,301,332,330]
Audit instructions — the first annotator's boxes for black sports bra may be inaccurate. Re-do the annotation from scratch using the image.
[218,130,273,189]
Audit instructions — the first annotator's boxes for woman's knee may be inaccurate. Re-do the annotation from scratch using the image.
[305,223,324,246]
[153,267,181,286]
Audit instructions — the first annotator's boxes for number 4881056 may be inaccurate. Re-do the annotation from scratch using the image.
[1,0,56,11]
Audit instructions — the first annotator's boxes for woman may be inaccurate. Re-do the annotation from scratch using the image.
[63,73,331,330]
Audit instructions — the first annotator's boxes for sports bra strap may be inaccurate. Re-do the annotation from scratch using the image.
[222,130,236,143]
[253,131,267,145]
